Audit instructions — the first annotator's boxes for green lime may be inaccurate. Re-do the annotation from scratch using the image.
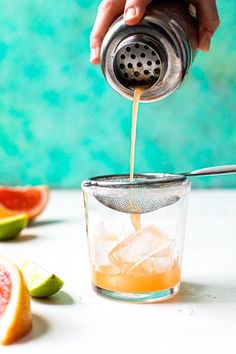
[19,260,64,298]
[0,214,28,241]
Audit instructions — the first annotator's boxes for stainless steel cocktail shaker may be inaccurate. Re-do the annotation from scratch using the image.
[100,0,198,102]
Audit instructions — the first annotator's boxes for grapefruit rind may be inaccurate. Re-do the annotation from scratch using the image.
[19,260,64,298]
[0,256,32,345]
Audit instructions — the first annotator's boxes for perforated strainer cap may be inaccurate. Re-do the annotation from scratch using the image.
[114,35,165,87]
[82,174,191,214]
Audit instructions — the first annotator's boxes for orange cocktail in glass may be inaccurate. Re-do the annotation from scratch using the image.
[82,174,190,302]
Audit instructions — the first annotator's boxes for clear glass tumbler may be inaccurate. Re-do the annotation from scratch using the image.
[82,174,191,303]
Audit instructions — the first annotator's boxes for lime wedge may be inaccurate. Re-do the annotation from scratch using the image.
[0,214,28,240]
[19,260,64,297]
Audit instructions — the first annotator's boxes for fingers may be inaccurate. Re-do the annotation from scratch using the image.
[90,0,125,64]
[90,0,152,64]
[193,0,220,51]
[124,0,152,25]
[90,0,220,64]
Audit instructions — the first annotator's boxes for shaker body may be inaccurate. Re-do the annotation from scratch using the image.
[100,0,198,102]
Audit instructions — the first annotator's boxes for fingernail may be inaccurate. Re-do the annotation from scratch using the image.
[124,7,136,20]
[90,48,98,63]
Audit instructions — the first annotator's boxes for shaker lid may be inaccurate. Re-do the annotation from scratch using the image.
[101,10,193,102]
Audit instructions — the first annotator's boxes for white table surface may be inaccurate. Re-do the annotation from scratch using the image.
[1,190,236,353]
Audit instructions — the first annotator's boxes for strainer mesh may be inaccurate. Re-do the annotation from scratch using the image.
[82,174,190,213]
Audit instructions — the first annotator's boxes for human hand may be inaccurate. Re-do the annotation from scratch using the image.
[90,0,220,64]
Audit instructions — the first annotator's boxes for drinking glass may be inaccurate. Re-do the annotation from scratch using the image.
[82,174,190,302]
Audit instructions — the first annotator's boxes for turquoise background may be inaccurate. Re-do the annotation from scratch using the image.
[0,0,235,188]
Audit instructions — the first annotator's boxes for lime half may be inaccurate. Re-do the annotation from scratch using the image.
[0,214,28,241]
[19,260,64,298]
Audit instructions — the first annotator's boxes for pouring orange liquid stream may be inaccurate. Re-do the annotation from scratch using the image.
[129,86,147,231]
[93,87,180,293]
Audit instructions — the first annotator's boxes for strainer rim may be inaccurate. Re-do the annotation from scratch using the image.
[81,173,187,189]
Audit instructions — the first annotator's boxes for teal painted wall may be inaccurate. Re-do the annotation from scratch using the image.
[0,0,235,188]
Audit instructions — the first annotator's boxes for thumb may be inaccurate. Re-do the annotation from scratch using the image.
[124,0,152,25]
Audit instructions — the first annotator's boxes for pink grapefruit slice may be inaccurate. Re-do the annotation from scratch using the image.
[0,186,49,220]
[0,256,32,345]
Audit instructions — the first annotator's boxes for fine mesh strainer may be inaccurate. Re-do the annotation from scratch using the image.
[82,173,190,214]
[82,165,236,214]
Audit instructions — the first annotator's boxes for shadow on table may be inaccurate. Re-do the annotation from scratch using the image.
[33,291,74,305]
[17,314,49,344]
[3,234,38,243]
[28,219,70,228]
[14,293,74,344]
[168,281,236,304]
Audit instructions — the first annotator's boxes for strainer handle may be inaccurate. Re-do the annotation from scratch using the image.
[184,165,236,177]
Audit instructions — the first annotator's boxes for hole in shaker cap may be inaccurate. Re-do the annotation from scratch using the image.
[127,63,133,69]
[135,43,140,48]
[140,53,146,58]
[149,76,155,83]
[126,47,131,52]
[155,59,160,65]
[119,63,125,69]
[147,61,152,66]
[144,45,149,50]
[137,62,142,67]
[154,68,160,75]
[120,54,125,60]
[134,71,139,77]
[131,54,136,59]
[144,70,149,75]
[151,51,156,56]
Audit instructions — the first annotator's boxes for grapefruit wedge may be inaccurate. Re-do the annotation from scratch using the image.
[0,256,32,345]
[0,186,49,220]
